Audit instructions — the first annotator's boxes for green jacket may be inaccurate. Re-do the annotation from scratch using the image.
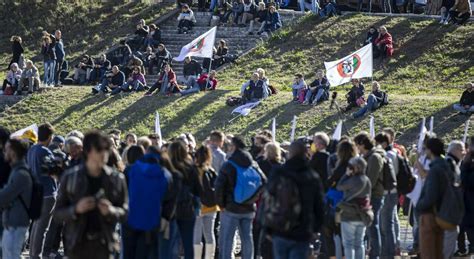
[364,148,385,199]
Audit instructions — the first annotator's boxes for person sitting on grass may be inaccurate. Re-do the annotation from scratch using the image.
[145,63,180,96]
[345,79,365,112]
[247,2,267,35]
[18,60,40,95]
[319,0,338,17]
[303,69,330,105]
[182,56,202,87]
[259,5,282,36]
[231,0,245,25]
[352,81,385,118]
[374,26,394,70]
[453,82,474,114]
[135,19,150,48]
[239,0,257,27]
[125,55,145,78]
[90,54,111,84]
[448,0,472,25]
[73,54,94,85]
[92,66,125,95]
[291,73,307,102]
[111,66,147,95]
[145,24,161,48]
[181,70,218,96]
[241,72,270,103]
[1,63,22,95]
[178,4,196,34]
[364,26,379,46]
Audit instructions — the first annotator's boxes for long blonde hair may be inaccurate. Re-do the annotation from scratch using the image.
[264,142,282,163]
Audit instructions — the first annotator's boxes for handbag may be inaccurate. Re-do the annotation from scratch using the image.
[336,179,373,226]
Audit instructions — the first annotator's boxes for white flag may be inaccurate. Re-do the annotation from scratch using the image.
[290,116,297,142]
[417,118,427,154]
[231,101,260,116]
[324,44,373,87]
[463,119,470,143]
[155,112,162,139]
[429,116,434,134]
[10,124,38,139]
[173,27,217,62]
[332,120,343,141]
[370,116,375,138]
[271,118,276,142]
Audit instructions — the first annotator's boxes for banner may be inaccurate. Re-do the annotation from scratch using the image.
[369,116,375,138]
[324,44,373,86]
[155,112,162,139]
[290,115,297,142]
[10,124,39,143]
[332,120,343,141]
[429,116,434,134]
[173,27,217,62]
[417,118,427,154]
[271,118,276,142]
[231,101,260,116]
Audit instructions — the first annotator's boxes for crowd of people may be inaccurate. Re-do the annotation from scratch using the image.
[0,118,474,259]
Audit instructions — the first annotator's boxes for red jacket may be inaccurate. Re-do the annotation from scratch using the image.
[375,32,394,57]
[158,70,177,85]
[197,74,218,90]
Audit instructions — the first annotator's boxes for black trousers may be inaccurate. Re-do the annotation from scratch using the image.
[449,11,471,25]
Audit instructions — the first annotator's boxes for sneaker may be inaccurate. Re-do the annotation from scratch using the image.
[302,101,309,105]
[439,19,445,24]
[443,20,448,25]
[453,250,467,257]
[91,88,99,94]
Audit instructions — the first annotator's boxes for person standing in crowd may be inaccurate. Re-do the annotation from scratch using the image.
[354,132,384,259]
[453,82,474,115]
[54,131,128,259]
[8,36,24,70]
[337,156,372,259]
[28,123,57,259]
[459,136,474,256]
[168,140,202,259]
[208,131,227,173]
[416,137,450,259]
[65,136,83,169]
[309,132,330,190]
[266,140,324,259]
[215,136,266,259]
[443,140,466,258]
[0,139,32,259]
[375,132,399,258]
[0,127,11,187]
[41,33,57,87]
[193,146,218,259]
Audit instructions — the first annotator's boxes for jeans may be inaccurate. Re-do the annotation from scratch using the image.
[380,192,398,257]
[219,211,254,259]
[443,228,459,259]
[177,218,196,259]
[353,94,380,118]
[453,104,474,114]
[292,88,299,98]
[54,59,64,85]
[457,226,474,253]
[43,60,56,85]
[2,226,28,259]
[320,3,337,17]
[193,212,216,245]
[368,196,384,259]
[272,235,310,259]
[158,220,179,259]
[305,88,325,103]
[299,0,319,13]
[341,221,366,259]
[122,224,159,259]
[30,196,56,259]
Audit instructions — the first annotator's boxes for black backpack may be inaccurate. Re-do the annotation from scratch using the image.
[200,168,217,207]
[381,154,397,191]
[381,91,389,106]
[262,173,302,232]
[396,155,416,195]
[19,166,44,220]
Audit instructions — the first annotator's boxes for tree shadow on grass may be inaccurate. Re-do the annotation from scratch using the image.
[51,94,105,125]
[160,90,231,135]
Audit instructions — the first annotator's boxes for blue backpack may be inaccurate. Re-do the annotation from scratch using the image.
[127,154,171,231]
[228,160,263,204]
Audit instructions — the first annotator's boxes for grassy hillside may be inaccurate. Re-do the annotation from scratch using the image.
[0,0,175,77]
[1,14,473,145]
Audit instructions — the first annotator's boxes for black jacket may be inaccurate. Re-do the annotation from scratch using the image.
[417,157,451,214]
[183,59,202,77]
[347,83,365,104]
[459,90,474,106]
[309,151,330,191]
[215,149,267,214]
[461,155,474,228]
[269,156,325,242]
[12,41,24,60]
[41,43,57,61]
[175,164,202,220]
[54,164,128,253]
[135,25,149,38]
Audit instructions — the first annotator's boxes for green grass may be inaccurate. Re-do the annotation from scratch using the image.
[1,13,473,145]
[0,0,175,81]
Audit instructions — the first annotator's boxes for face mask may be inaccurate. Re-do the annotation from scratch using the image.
[310,143,318,153]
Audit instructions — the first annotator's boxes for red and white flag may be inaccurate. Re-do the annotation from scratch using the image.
[324,44,373,86]
[174,27,217,62]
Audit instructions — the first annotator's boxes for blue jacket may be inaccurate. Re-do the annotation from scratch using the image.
[50,34,65,60]
[265,12,282,31]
